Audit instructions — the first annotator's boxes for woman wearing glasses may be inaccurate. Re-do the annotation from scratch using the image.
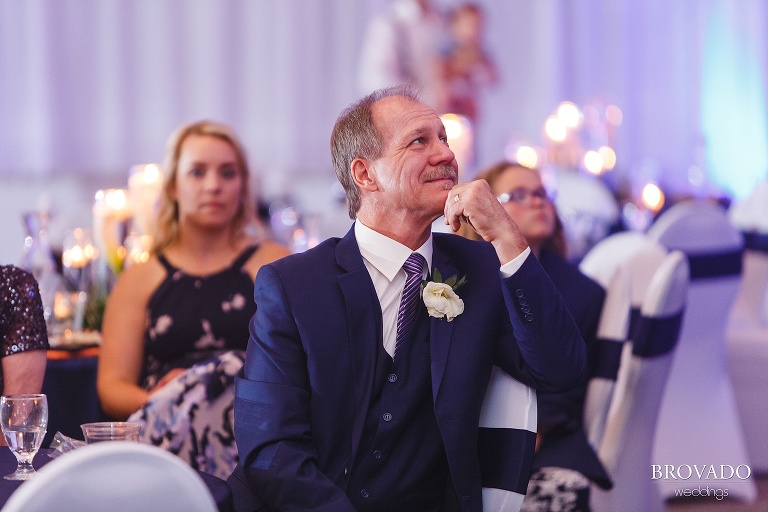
[459,161,609,512]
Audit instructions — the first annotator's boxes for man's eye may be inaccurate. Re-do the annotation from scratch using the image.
[411,137,425,145]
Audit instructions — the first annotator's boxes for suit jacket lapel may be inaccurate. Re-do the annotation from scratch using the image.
[429,245,458,401]
[335,226,381,457]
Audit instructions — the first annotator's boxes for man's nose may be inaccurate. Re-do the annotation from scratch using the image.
[431,141,457,167]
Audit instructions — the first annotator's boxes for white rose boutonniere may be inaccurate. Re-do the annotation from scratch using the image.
[422,268,466,321]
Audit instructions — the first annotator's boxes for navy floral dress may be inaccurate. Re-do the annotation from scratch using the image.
[128,246,257,479]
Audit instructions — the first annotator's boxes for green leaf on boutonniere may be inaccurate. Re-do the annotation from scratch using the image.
[425,268,466,292]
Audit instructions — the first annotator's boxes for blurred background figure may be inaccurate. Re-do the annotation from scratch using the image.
[459,161,609,511]
[0,265,49,398]
[96,120,289,478]
[440,3,498,127]
[357,0,449,112]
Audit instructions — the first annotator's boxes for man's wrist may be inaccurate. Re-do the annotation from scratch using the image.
[500,247,531,278]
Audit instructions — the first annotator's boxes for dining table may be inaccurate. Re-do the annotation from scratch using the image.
[42,345,105,448]
[0,447,233,511]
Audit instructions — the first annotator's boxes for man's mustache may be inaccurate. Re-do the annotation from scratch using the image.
[423,166,458,182]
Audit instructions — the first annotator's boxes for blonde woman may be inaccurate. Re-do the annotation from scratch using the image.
[97,120,289,477]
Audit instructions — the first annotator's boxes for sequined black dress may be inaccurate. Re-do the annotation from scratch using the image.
[0,265,49,394]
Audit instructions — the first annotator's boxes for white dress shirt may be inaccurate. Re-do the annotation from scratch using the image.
[355,221,530,357]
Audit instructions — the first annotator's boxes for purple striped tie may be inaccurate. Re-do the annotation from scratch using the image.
[394,252,427,359]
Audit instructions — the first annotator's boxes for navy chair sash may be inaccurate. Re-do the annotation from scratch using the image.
[686,249,743,281]
[743,232,768,254]
[628,307,642,344]
[632,310,685,358]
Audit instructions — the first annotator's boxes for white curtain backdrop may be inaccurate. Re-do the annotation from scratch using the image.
[1,0,767,254]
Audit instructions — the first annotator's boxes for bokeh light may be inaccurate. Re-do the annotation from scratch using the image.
[641,182,665,212]
[557,102,582,128]
[515,145,539,168]
[606,105,623,126]
[545,115,567,142]
[598,146,616,170]
[583,150,604,175]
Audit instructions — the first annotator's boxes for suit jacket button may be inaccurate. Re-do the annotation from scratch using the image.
[518,298,528,306]
[360,489,370,499]
[524,313,534,322]
[373,450,382,460]
[388,373,397,383]
[515,288,524,298]
[521,305,531,314]
[382,413,392,422]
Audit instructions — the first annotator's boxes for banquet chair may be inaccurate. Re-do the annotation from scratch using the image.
[581,264,631,450]
[1,442,218,512]
[590,250,689,512]
[578,231,667,449]
[553,169,620,260]
[647,200,756,501]
[727,184,768,471]
[478,366,537,512]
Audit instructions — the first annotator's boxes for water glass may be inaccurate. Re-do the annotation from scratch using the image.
[80,422,141,444]
[0,394,48,480]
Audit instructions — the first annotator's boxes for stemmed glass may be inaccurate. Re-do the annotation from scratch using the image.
[0,394,48,480]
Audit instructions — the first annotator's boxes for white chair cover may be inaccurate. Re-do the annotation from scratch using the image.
[579,231,667,449]
[648,200,757,502]
[581,264,630,450]
[479,366,537,512]
[727,182,768,472]
[591,251,689,512]
[2,442,218,512]
[554,169,620,260]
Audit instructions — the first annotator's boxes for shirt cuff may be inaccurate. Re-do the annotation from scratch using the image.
[500,247,531,278]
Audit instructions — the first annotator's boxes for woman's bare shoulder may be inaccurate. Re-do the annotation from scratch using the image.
[110,256,167,299]
[244,240,291,278]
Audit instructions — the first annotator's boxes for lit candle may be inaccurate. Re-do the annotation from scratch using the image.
[93,188,133,277]
[128,163,163,238]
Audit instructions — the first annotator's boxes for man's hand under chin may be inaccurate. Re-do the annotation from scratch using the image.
[444,179,529,264]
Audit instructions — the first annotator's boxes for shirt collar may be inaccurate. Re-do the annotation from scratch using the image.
[355,221,433,282]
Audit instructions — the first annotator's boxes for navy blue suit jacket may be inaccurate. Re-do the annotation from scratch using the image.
[231,227,586,511]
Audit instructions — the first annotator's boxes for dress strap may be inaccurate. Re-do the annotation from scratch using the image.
[230,245,260,270]
[157,253,177,273]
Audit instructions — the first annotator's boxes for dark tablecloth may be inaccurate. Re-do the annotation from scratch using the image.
[0,448,233,511]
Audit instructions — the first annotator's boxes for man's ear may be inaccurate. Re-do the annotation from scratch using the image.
[351,158,378,192]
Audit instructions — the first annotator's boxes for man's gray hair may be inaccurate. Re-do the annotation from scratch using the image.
[330,84,421,219]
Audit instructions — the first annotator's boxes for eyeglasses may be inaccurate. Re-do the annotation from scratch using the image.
[497,187,555,206]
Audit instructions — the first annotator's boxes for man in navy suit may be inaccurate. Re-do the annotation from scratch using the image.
[230,85,586,511]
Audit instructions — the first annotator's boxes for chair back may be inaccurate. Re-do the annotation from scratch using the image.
[729,177,768,326]
[590,251,689,512]
[478,367,537,512]
[729,236,768,329]
[578,232,667,449]
[581,264,630,449]
[579,231,651,289]
[2,442,218,512]
[728,177,768,327]
[726,183,768,472]
[647,200,756,502]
